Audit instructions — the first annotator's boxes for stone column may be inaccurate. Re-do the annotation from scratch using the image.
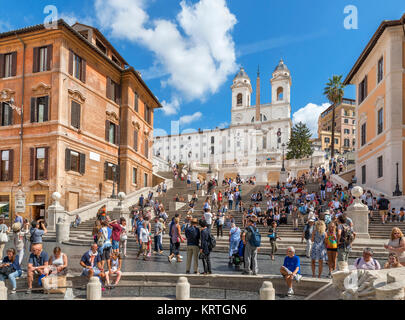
[176,277,190,300]
[111,192,130,223]
[259,281,275,300]
[56,217,70,243]
[47,192,66,232]
[0,282,7,300]
[87,277,102,300]
[345,186,370,239]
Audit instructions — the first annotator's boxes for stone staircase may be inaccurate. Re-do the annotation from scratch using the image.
[42,176,405,260]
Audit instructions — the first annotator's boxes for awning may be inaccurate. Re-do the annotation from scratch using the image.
[27,202,45,206]
[0,203,9,208]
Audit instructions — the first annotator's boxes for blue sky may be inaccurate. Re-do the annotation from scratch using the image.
[1,0,404,137]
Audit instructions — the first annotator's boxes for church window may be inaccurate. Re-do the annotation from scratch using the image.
[237,93,243,106]
[277,87,284,101]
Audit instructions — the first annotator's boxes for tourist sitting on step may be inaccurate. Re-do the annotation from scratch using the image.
[280,246,302,297]
[105,252,122,286]
[354,248,381,270]
[0,248,22,294]
[384,253,402,269]
[80,244,106,290]
[48,246,68,276]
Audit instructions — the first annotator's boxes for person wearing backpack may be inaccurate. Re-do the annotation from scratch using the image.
[199,219,212,275]
[301,219,315,258]
[242,219,260,275]
[337,216,356,263]
[354,248,381,270]
[185,218,200,274]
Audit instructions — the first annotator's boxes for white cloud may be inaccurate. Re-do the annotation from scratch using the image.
[217,121,229,129]
[94,0,238,114]
[161,97,181,116]
[179,112,202,126]
[292,103,330,138]
[0,20,12,33]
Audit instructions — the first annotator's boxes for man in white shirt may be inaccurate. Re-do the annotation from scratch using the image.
[211,192,218,210]
[228,192,234,210]
[204,209,213,232]
[136,221,150,261]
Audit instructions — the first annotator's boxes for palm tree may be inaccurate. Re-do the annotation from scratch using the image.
[324,75,346,159]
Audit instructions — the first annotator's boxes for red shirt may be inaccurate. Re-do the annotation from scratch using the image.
[111,223,122,241]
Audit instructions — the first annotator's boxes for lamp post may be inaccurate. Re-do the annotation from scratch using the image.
[310,147,314,171]
[393,162,402,196]
[281,143,286,172]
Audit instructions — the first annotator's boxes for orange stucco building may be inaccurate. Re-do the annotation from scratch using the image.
[0,20,160,221]
[344,13,405,196]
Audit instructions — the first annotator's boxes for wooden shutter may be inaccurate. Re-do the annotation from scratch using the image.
[0,103,2,125]
[116,84,121,104]
[71,101,80,129]
[364,75,368,97]
[44,147,49,180]
[33,47,39,73]
[81,58,86,83]
[0,54,4,78]
[115,124,120,146]
[106,77,112,100]
[105,120,110,142]
[11,52,17,77]
[65,148,71,171]
[79,153,86,175]
[43,96,49,122]
[8,103,13,125]
[134,130,138,151]
[30,148,35,180]
[30,97,36,123]
[46,45,52,71]
[145,138,149,158]
[8,149,13,182]
[68,50,73,75]
[104,162,108,180]
[134,92,138,111]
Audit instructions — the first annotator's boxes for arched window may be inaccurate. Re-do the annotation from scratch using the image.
[277,87,284,101]
[237,93,243,106]
[251,114,268,122]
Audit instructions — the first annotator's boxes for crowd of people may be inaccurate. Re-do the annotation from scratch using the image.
[0,163,404,297]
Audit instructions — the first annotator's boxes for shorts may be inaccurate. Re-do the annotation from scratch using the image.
[82,267,101,277]
[187,180,191,184]
[101,247,111,261]
[112,240,120,250]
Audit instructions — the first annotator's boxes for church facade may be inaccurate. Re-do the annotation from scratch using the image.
[153,60,293,168]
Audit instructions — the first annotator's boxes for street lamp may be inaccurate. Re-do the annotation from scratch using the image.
[281,143,286,172]
[310,147,314,171]
[393,162,402,196]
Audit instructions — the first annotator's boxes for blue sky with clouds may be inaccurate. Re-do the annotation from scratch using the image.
[1,0,404,136]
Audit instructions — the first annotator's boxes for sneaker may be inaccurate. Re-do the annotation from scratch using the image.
[287,288,294,296]
[242,270,252,275]
[26,289,32,294]
[10,288,16,294]
[186,271,190,274]
[159,251,164,255]
[294,274,302,282]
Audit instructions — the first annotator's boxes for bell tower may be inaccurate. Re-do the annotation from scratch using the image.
[271,59,291,104]
[231,67,252,125]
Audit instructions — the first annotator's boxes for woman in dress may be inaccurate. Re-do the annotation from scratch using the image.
[228,223,241,265]
[168,217,184,263]
[119,218,128,257]
[310,220,327,278]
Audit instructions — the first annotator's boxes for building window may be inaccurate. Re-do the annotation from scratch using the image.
[144,105,152,125]
[344,110,348,116]
[65,149,85,174]
[324,137,330,143]
[68,50,86,82]
[211,146,214,155]
[33,45,52,73]
[0,102,13,126]
[0,52,17,78]
[30,147,49,181]
[132,167,137,184]
[344,119,349,124]
[104,162,118,181]
[0,150,13,182]
[352,139,356,146]
[353,111,356,116]
[95,39,107,54]
[361,123,366,146]
[352,129,355,134]
[71,101,81,129]
[30,96,49,123]
[335,139,338,144]
[277,87,283,101]
[144,138,149,158]
[344,129,350,134]
[377,156,383,178]
[105,121,119,145]
[211,136,214,144]
[144,173,148,188]
[106,77,120,104]
[358,76,368,104]
[377,108,383,135]
[237,93,243,106]
[344,139,350,147]
[134,130,138,151]
[134,92,139,112]
[361,165,366,184]
[378,56,384,83]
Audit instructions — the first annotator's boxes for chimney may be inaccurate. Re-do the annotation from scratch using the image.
[256,65,260,122]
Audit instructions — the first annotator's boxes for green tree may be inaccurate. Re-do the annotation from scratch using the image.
[286,122,313,159]
[324,75,346,158]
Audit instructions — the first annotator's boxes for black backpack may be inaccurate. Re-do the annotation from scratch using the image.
[208,233,216,250]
